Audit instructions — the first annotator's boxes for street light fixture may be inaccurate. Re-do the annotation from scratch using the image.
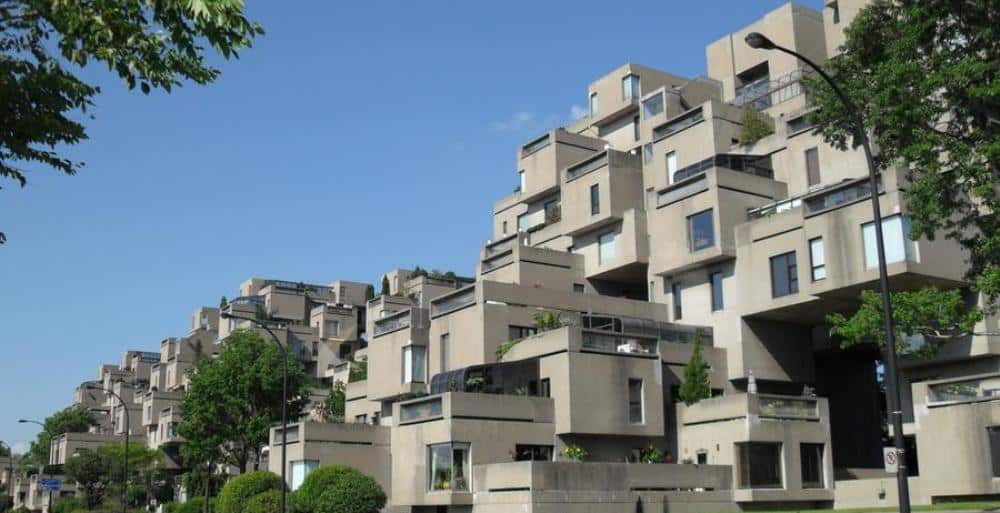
[220,311,289,513]
[84,385,130,513]
[745,31,911,513]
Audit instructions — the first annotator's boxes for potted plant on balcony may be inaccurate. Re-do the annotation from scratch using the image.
[563,444,587,462]
[639,445,663,464]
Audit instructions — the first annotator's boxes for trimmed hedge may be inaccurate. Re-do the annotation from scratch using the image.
[243,489,281,513]
[293,465,385,513]
[216,471,283,513]
[165,497,215,513]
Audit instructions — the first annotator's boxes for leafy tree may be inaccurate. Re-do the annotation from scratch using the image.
[215,471,282,513]
[738,109,774,145]
[49,496,83,513]
[98,442,167,508]
[177,330,309,473]
[364,285,375,301]
[827,287,983,358]
[320,382,346,423]
[25,406,95,468]
[379,276,390,296]
[63,448,106,509]
[0,0,263,244]
[219,297,228,309]
[678,332,711,406]
[809,0,1000,302]
[348,356,368,382]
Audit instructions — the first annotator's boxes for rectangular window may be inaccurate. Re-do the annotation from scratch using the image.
[633,115,640,141]
[642,143,653,164]
[989,426,1000,477]
[544,199,560,224]
[402,346,426,383]
[832,1,841,23]
[642,93,664,119]
[672,282,682,320]
[440,334,449,373]
[622,74,640,101]
[590,184,600,215]
[518,170,525,191]
[710,271,724,311]
[539,378,551,397]
[324,320,341,337]
[589,92,599,118]
[737,442,783,489]
[428,442,471,491]
[355,414,367,423]
[810,237,826,281]
[502,220,507,235]
[666,151,678,184]
[800,443,824,488]
[598,232,616,264]
[573,283,585,293]
[628,378,644,424]
[508,325,537,339]
[290,460,319,491]
[805,147,821,187]
[862,215,917,269]
[514,444,553,462]
[770,252,799,298]
[687,209,715,252]
[517,213,529,232]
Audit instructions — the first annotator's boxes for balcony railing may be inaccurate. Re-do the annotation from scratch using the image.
[230,295,264,306]
[928,375,1000,404]
[484,235,517,258]
[520,134,551,158]
[399,397,443,424]
[653,107,704,141]
[265,280,335,295]
[565,152,608,182]
[803,176,882,215]
[581,332,658,355]
[734,69,810,111]
[373,311,411,337]
[747,196,804,220]
[671,153,774,184]
[431,286,476,317]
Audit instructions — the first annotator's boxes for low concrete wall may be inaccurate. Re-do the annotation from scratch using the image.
[834,476,928,509]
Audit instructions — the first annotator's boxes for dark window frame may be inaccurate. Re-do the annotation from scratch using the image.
[770,251,799,298]
[710,271,724,311]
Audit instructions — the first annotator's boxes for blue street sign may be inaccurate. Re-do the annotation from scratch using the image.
[40,478,60,492]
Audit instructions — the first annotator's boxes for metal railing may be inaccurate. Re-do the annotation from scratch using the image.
[653,107,704,140]
[803,176,881,215]
[373,311,411,336]
[734,69,811,111]
[399,397,443,423]
[230,295,264,306]
[928,375,1000,404]
[671,153,774,184]
[431,287,477,317]
[581,332,658,355]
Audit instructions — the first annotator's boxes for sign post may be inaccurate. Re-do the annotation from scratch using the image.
[883,447,900,474]
[40,478,60,511]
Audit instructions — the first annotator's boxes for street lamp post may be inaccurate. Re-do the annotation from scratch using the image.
[220,312,289,513]
[84,385,130,513]
[16,419,52,512]
[744,32,911,513]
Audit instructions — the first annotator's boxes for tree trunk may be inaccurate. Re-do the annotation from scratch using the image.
[203,461,211,513]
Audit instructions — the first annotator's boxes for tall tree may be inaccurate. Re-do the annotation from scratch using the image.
[0,0,263,244]
[678,333,711,406]
[63,448,106,509]
[177,329,309,473]
[380,276,390,296]
[25,406,95,468]
[810,0,1000,302]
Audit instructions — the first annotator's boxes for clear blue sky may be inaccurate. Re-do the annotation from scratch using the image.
[0,1,823,452]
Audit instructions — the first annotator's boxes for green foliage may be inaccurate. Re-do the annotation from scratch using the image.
[364,284,375,301]
[63,448,107,508]
[178,330,309,473]
[321,382,346,422]
[215,471,283,513]
[25,406,95,468]
[532,311,563,332]
[0,0,262,244]
[294,466,385,513]
[348,356,368,382]
[563,444,587,462]
[495,338,523,361]
[380,276,390,296]
[242,489,280,513]
[827,287,983,358]
[738,109,774,145]
[808,0,1000,302]
[639,445,663,464]
[219,296,228,308]
[164,496,215,513]
[678,332,711,405]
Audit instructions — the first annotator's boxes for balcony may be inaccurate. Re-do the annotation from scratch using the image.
[671,153,773,189]
[372,309,411,337]
[430,286,476,318]
[473,461,732,494]
[734,68,810,112]
[230,295,264,306]
[926,373,1000,406]
[652,106,704,141]
[394,392,554,427]
[679,393,825,425]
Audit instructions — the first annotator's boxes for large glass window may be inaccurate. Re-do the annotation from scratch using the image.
[628,378,644,424]
[514,444,553,461]
[687,209,715,252]
[428,442,471,492]
[737,442,783,489]
[290,460,319,491]
[810,237,826,281]
[589,92,599,118]
[800,443,824,488]
[622,74,640,101]
[666,152,678,184]
[642,93,664,119]
[710,271,724,311]
[517,213,529,232]
[770,252,799,298]
[862,215,917,269]
[989,426,1000,477]
[590,184,600,215]
[805,147,821,187]
[598,232,616,264]
[402,346,426,383]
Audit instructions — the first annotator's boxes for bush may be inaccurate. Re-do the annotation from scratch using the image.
[165,497,215,513]
[294,465,385,513]
[51,497,84,513]
[243,489,281,513]
[215,471,283,513]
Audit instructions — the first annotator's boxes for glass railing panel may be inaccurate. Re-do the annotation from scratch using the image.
[758,396,818,418]
[928,376,1000,403]
[400,397,443,423]
[431,288,476,317]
